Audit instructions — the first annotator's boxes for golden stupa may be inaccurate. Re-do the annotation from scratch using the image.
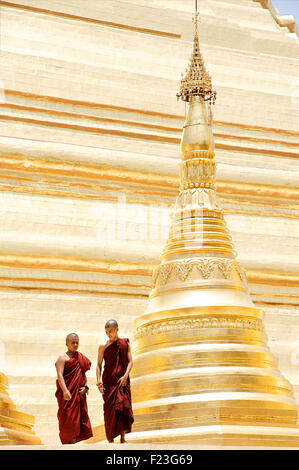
[127,10,299,446]
[0,371,41,445]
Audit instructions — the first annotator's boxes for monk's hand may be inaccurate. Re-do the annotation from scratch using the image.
[97,383,105,394]
[63,390,72,400]
[118,375,128,388]
[79,386,87,395]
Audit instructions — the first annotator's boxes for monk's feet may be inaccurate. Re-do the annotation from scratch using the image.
[108,440,114,444]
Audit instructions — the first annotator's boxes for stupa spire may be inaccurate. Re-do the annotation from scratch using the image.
[127,6,299,446]
[177,5,216,105]
[146,0,253,321]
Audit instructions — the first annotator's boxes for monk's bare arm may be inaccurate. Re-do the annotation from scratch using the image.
[96,345,105,394]
[55,355,71,400]
[118,342,133,387]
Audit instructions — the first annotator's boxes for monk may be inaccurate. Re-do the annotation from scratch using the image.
[96,319,134,443]
[55,333,93,444]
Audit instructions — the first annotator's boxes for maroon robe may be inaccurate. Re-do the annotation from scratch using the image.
[102,338,134,442]
[55,351,93,444]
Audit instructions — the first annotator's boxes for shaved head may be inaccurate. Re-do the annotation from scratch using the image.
[66,333,79,343]
[105,319,118,330]
[105,319,119,342]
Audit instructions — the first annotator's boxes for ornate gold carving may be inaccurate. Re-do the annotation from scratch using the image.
[152,258,247,288]
[177,12,216,104]
[175,187,221,209]
[174,262,194,281]
[196,258,216,279]
[181,150,215,160]
[134,315,264,339]
[180,158,216,187]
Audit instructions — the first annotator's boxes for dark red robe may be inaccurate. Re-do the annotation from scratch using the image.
[102,338,134,442]
[55,351,93,444]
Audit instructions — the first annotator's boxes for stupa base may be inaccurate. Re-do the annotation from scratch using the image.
[127,422,299,447]
[88,401,299,447]
[0,426,42,446]
[88,420,299,447]
[0,373,42,446]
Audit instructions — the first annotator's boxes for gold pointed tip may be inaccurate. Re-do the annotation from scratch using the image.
[177,7,216,104]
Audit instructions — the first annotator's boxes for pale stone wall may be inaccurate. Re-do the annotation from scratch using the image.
[0,0,298,444]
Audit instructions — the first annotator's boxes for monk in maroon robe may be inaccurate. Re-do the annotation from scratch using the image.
[96,320,134,443]
[55,333,93,444]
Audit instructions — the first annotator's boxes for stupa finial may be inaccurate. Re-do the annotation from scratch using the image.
[177,1,216,104]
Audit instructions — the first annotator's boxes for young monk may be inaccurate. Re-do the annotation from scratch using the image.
[55,333,93,444]
[96,320,134,443]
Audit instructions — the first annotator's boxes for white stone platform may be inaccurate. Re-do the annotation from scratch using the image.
[0,443,298,450]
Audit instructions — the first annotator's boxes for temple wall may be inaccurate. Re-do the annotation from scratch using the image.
[0,0,298,444]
